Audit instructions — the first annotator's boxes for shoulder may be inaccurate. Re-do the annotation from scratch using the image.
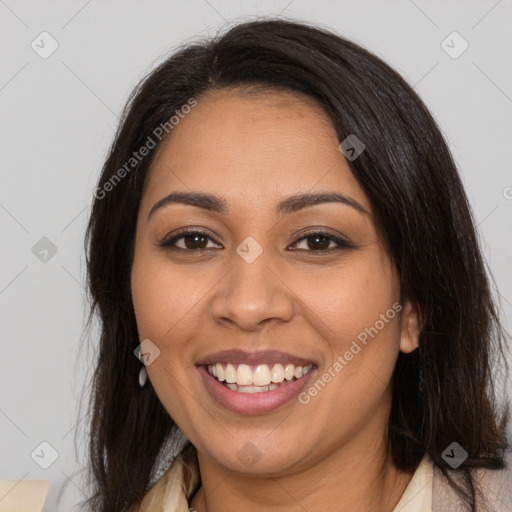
[432,450,512,511]
[473,450,512,510]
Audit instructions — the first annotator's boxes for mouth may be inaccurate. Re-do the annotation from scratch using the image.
[197,359,317,415]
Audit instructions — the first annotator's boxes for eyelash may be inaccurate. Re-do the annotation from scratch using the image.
[158,228,354,254]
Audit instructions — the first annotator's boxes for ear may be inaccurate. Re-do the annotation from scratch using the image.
[399,299,421,354]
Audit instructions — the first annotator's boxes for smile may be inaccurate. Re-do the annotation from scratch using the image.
[198,362,317,415]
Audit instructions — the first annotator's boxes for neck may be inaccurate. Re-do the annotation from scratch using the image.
[189,425,414,512]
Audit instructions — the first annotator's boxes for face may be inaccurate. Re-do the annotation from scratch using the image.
[130,89,420,476]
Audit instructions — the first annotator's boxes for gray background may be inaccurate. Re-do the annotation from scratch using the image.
[1,0,511,510]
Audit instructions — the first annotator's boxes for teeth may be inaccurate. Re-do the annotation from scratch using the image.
[225,382,280,393]
[284,364,295,381]
[216,363,225,382]
[236,364,253,385]
[270,364,284,383]
[206,362,314,387]
[253,364,271,386]
[302,364,313,376]
[225,363,236,384]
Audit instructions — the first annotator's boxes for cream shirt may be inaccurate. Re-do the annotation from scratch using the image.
[392,456,433,512]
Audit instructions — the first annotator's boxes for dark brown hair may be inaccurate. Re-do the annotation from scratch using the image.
[81,17,509,511]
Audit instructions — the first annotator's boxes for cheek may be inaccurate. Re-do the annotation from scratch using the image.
[131,251,211,344]
[131,254,205,421]
[292,251,400,348]
[294,253,401,408]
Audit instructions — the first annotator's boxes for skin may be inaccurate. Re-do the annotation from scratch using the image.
[130,88,421,512]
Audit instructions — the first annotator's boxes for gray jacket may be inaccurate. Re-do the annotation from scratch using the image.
[431,451,512,511]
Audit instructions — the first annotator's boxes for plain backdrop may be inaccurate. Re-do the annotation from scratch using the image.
[1,0,511,510]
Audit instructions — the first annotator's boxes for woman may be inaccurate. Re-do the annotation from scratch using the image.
[83,18,511,512]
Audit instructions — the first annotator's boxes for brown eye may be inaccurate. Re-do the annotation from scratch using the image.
[182,233,208,249]
[160,230,222,251]
[290,231,353,252]
[305,234,331,250]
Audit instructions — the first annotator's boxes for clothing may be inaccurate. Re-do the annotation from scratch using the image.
[392,456,433,512]
[0,480,49,512]
[138,443,512,511]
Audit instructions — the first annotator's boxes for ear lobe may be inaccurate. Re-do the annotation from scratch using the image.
[399,299,422,354]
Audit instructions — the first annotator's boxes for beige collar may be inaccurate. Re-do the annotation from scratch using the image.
[391,456,434,512]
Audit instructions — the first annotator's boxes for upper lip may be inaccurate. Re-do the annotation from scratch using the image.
[196,349,315,367]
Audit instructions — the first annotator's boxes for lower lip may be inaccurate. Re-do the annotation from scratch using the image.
[197,365,316,415]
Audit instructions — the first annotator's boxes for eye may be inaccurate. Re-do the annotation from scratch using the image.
[289,230,354,252]
[159,229,222,251]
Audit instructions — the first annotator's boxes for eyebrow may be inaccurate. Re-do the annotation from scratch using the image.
[147,191,369,222]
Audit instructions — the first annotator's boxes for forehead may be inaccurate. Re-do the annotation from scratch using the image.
[142,88,371,215]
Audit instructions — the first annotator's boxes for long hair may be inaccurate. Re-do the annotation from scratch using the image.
[82,18,509,511]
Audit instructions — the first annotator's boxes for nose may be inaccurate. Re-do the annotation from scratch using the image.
[209,247,295,332]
